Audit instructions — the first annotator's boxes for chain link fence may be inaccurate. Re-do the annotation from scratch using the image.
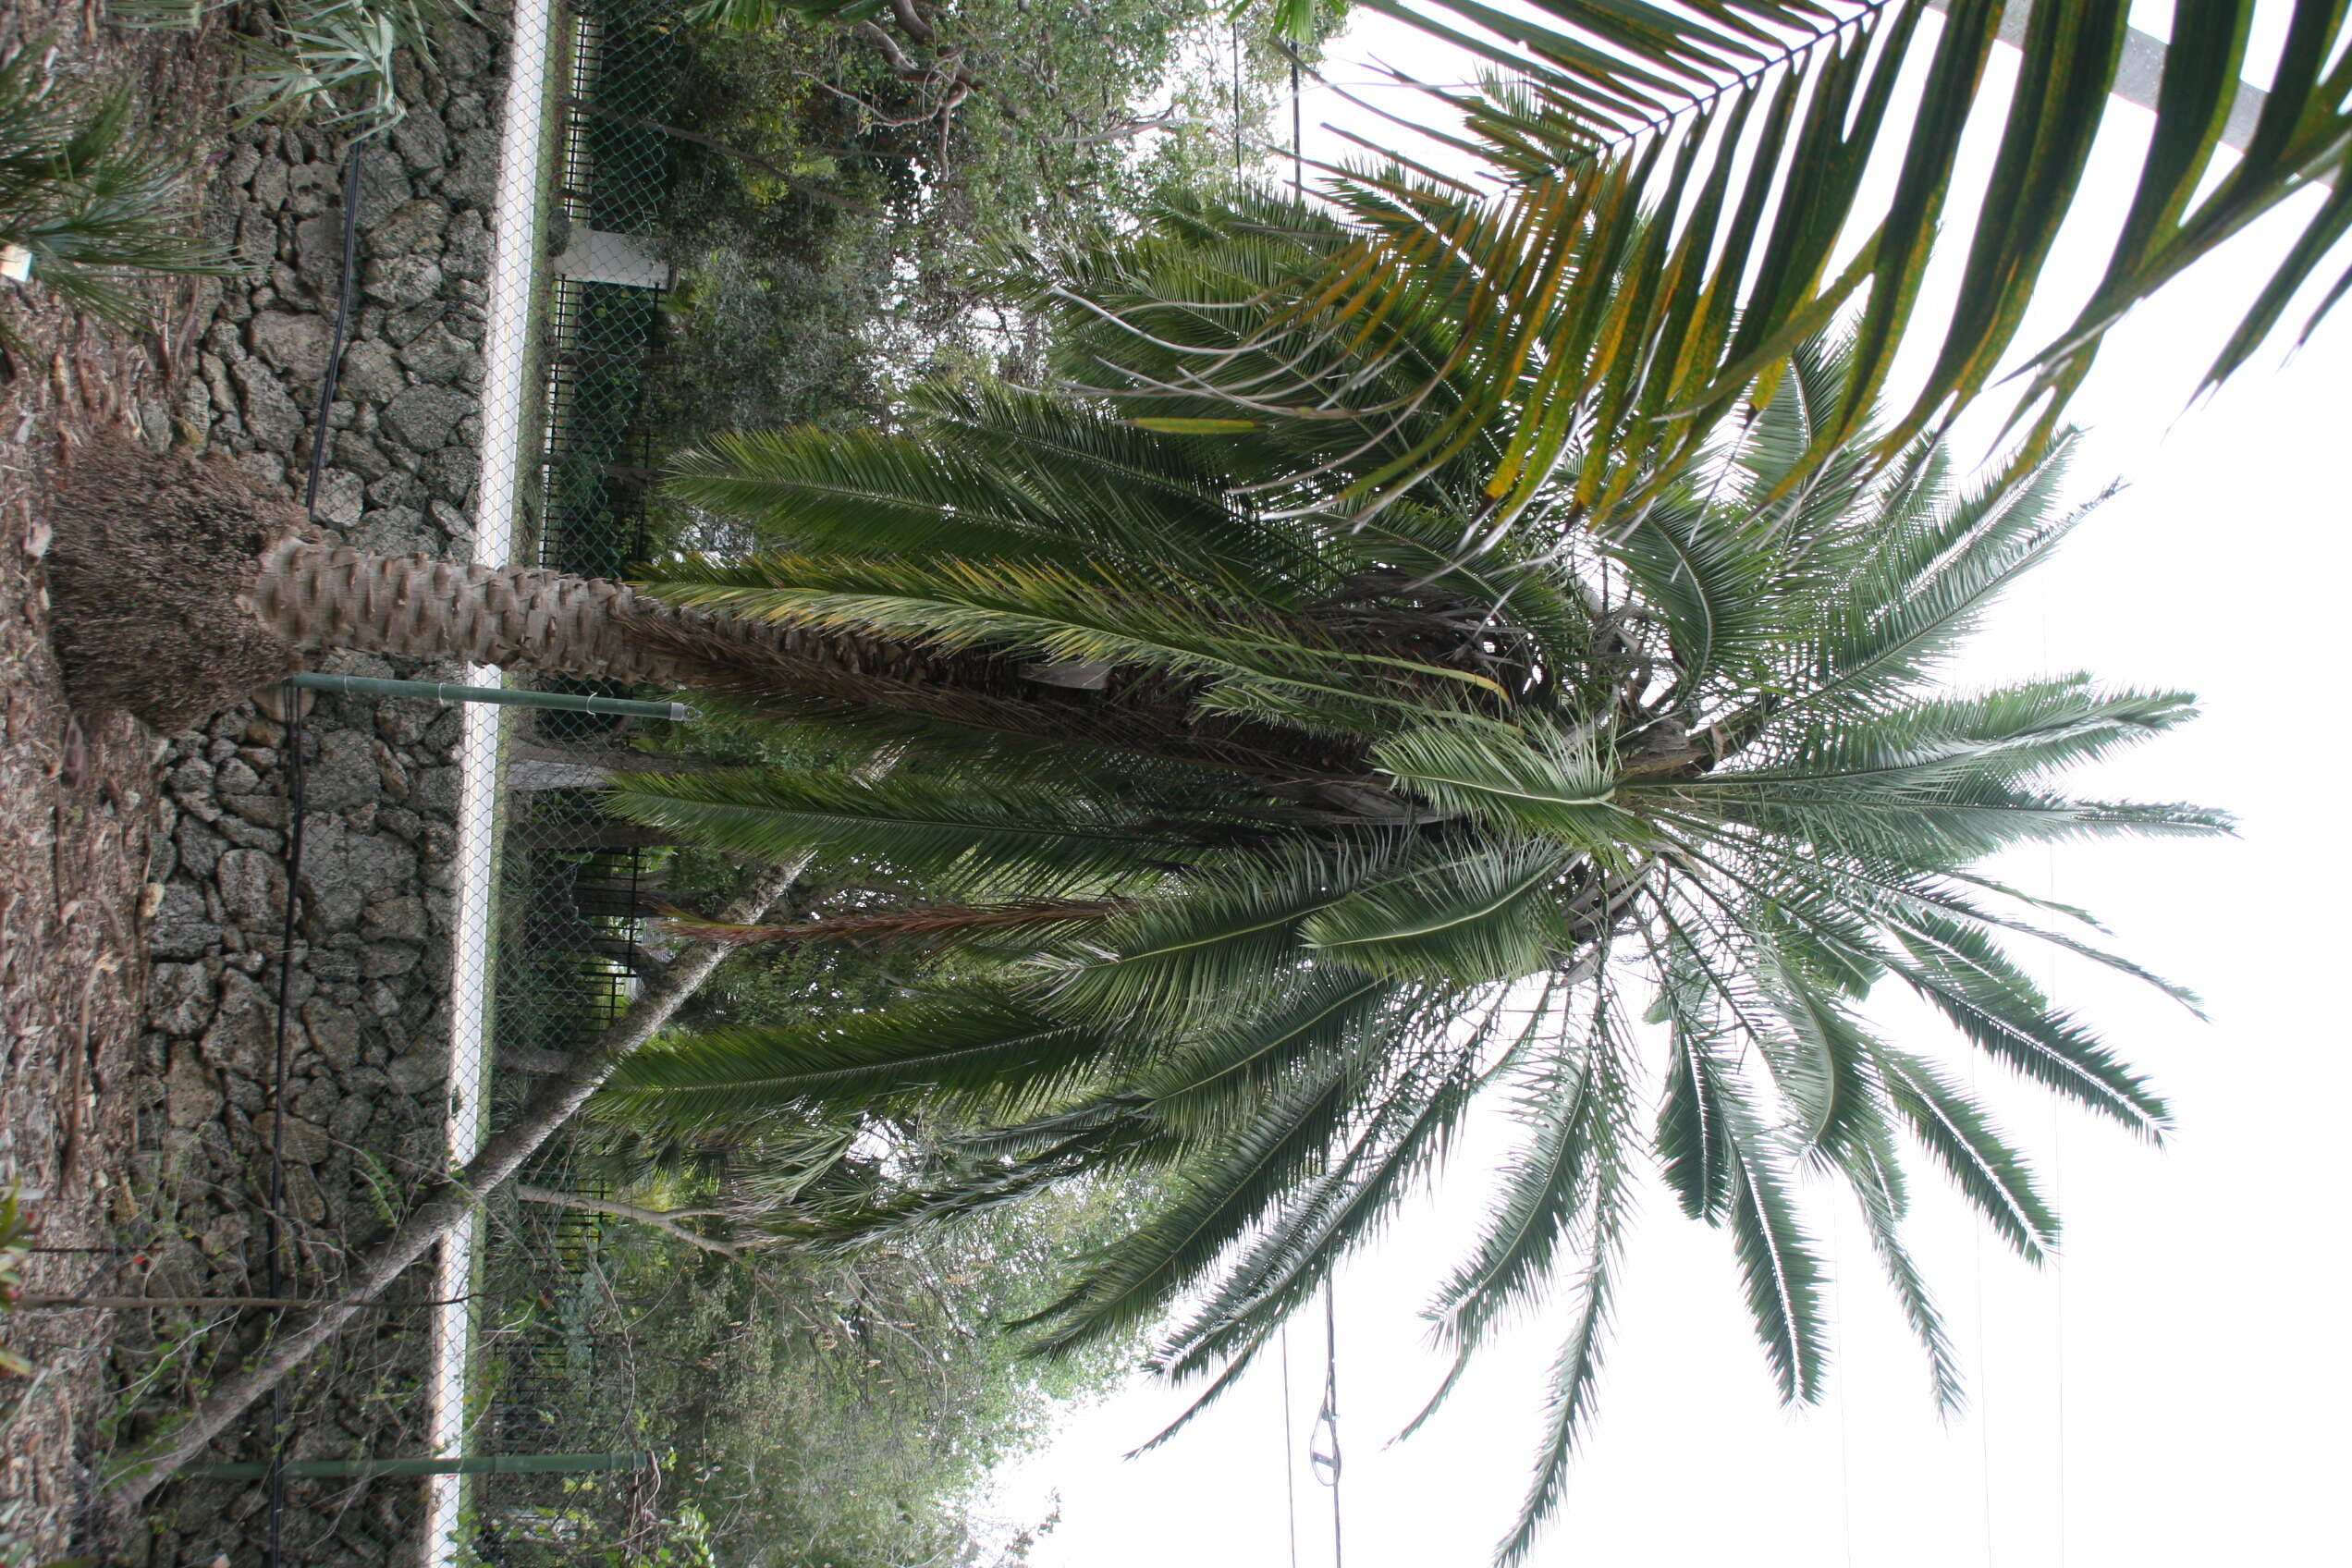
[441,0,689,1558]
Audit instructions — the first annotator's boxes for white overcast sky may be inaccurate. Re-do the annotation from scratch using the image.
[992,6,2351,1566]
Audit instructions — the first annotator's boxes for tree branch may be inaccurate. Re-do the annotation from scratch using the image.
[515,1185,743,1259]
[94,851,816,1533]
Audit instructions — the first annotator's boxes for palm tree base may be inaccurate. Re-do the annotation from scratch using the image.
[47,436,305,732]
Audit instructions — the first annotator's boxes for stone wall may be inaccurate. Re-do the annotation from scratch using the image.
[119,19,515,1566]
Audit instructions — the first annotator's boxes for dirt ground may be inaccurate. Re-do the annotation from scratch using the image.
[0,9,234,1558]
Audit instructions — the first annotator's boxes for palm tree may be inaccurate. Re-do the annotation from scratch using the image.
[63,0,2352,717]
[82,133,2257,1525]
[545,310,2221,1560]
[1258,0,2350,486]
[0,43,239,348]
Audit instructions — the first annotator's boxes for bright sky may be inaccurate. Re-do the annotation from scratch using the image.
[995,9,2351,1566]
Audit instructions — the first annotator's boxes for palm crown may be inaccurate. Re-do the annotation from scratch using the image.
[582,195,2223,1561]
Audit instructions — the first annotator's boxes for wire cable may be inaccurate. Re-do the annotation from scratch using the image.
[1309,1284,1343,1568]
[1281,1323,1301,1568]
[264,141,363,1568]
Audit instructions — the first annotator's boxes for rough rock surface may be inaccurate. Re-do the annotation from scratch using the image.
[114,20,510,1567]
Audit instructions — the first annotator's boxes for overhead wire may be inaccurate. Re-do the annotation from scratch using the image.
[2043,590,2068,1568]
[1310,1283,1343,1568]
[1281,1325,1301,1568]
[1831,1200,1856,1568]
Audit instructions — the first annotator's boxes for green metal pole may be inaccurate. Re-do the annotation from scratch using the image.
[186,1451,655,1481]
[289,672,695,723]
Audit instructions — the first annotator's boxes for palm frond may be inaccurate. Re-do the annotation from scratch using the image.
[1014,1047,1375,1354]
[1719,1084,1830,1404]
[1303,842,1585,985]
[1428,985,1630,1354]
[1887,913,2171,1138]
[642,552,1508,738]
[1270,0,2351,508]
[1042,840,1389,1029]
[1836,1112,1966,1414]
[1155,1006,1490,1376]
[1873,1044,2059,1261]
[592,996,1122,1133]
[606,766,1241,892]
[1137,974,1403,1134]
[1494,1149,1630,1568]
[1371,722,1631,845]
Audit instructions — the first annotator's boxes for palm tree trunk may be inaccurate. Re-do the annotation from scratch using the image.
[242,538,1367,783]
[93,851,813,1533]
[244,537,705,683]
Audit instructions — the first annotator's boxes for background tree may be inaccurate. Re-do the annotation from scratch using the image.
[490,1068,1150,1564]
[633,0,1317,448]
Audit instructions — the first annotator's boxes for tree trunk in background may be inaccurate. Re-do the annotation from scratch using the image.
[508,741,735,792]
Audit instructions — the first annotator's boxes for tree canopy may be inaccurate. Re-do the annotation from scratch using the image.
[570,191,2226,1560]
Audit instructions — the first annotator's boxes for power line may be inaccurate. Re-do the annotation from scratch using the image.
[1310,1285,1343,1568]
[1281,1324,1301,1568]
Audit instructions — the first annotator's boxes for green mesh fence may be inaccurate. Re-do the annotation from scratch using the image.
[463,0,686,1558]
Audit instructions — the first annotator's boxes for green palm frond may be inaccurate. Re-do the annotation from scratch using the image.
[1014,1047,1377,1354]
[1720,1084,1830,1404]
[605,766,1242,893]
[1759,957,1886,1165]
[1042,840,1390,1028]
[1496,1051,1632,1568]
[0,44,240,340]
[1244,1,2350,516]
[1873,1044,2060,1260]
[667,427,1103,564]
[1833,1109,1966,1413]
[1606,493,1787,700]
[1302,842,1585,984]
[1428,991,1629,1356]
[1756,440,2093,731]
[1137,974,1402,1134]
[1650,944,1738,1222]
[642,552,1510,738]
[1370,722,1630,844]
[593,997,1124,1133]
[1888,913,2172,1137]
[668,398,1335,601]
[1155,1015,1489,1378]
[1729,678,2202,790]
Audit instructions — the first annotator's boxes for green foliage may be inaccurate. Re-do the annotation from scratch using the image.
[1238,0,2351,501]
[608,265,2220,1556]
[0,1184,32,1378]
[634,0,1315,468]
[0,44,239,341]
[234,0,456,135]
[479,1149,1141,1567]
[107,0,459,139]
